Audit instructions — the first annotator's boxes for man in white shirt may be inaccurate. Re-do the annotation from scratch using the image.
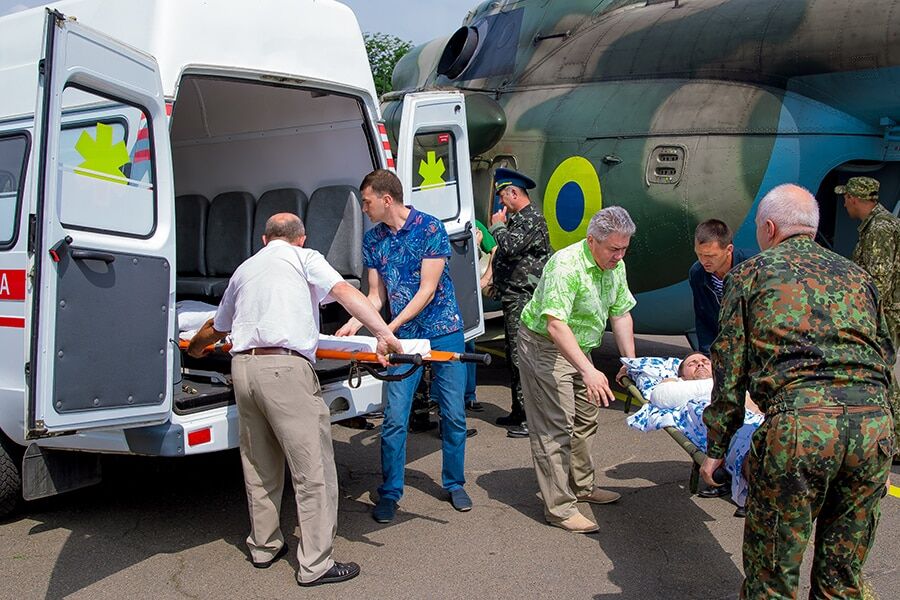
[188,213,403,587]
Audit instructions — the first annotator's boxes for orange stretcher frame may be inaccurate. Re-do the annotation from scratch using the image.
[176,340,491,366]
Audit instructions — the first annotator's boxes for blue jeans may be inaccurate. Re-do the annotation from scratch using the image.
[379,330,467,501]
[464,340,477,405]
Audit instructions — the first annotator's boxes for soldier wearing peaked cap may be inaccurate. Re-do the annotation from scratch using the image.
[488,168,552,437]
[838,176,900,353]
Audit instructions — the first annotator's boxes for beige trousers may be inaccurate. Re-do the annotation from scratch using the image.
[517,327,600,522]
[231,354,337,583]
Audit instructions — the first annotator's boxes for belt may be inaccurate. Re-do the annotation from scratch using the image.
[238,347,307,360]
[795,405,884,416]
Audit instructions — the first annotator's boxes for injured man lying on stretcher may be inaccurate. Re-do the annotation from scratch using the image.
[622,352,764,512]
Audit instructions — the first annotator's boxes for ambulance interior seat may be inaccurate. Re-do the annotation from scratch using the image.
[252,188,309,254]
[305,185,364,289]
[174,194,210,296]
[206,191,256,297]
[183,191,255,298]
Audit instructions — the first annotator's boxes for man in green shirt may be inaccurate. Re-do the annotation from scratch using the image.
[518,206,638,533]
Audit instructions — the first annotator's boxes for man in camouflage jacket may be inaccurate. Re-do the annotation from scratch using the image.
[839,176,900,350]
[700,184,897,599]
[489,168,552,434]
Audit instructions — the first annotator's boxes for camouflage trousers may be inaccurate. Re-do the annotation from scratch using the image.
[742,406,894,600]
[501,296,528,418]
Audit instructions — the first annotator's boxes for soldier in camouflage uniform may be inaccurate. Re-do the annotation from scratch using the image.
[838,176,900,350]
[489,168,552,436]
[701,184,897,600]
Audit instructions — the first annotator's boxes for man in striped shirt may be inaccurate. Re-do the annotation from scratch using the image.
[688,219,753,355]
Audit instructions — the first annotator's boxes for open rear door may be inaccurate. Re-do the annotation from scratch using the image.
[27,10,175,437]
[395,91,485,339]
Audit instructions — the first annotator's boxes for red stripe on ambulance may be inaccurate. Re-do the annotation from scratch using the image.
[0,270,26,301]
[0,317,24,328]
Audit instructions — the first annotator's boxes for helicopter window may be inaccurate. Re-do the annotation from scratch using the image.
[409,130,460,221]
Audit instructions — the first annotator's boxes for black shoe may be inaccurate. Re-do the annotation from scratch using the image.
[733,506,747,518]
[298,561,361,586]
[506,422,529,438]
[465,401,485,412]
[698,485,730,499]
[449,488,473,511]
[251,543,288,569]
[372,497,397,523]
[496,413,524,427]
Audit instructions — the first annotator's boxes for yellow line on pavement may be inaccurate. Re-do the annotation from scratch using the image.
[889,485,900,499]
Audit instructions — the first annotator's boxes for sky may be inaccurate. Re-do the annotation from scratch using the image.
[0,0,478,45]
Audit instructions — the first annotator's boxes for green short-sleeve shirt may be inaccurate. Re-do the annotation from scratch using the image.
[520,239,636,352]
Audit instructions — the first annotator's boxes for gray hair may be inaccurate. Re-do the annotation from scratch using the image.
[265,212,306,241]
[587,206,636,240]
[755,184,819,237]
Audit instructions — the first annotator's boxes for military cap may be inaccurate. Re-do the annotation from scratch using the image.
[835,176,879,200]
[494,168,536,192]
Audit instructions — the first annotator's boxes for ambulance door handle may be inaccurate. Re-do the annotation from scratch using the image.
[71,249,116,264]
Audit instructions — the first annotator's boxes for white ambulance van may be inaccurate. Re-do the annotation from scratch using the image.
[0,0,484,517]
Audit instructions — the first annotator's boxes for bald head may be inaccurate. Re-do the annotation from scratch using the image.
[755,184,819,250]
[263,213,305,245]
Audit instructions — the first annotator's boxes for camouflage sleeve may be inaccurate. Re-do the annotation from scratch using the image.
[861,220,899,304]
[703,275,750,459]
[875,296,900,452]
[491,221,544,259]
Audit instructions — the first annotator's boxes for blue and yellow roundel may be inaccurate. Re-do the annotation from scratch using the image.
[543,156,602,250]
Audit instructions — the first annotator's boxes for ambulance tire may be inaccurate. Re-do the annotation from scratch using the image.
[0,437,22,520]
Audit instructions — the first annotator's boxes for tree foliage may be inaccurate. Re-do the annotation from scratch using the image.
[364,32,413,97]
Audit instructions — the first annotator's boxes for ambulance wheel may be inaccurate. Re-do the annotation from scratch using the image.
[0,437,22,519]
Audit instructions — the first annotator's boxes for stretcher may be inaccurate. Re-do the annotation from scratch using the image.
[621,375,726,494]
[177,339,491,387]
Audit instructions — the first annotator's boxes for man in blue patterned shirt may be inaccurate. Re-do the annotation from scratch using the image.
[337,169,470,522]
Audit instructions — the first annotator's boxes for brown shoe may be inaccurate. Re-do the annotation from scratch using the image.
[576,488,621,505]
[550,513,599,534]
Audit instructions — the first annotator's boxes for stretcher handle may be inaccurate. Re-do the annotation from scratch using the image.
[457,352,492,365]
[386,353,424,366]
[177,339,229,354]
[315,348,422,365]
[424,350,492,365]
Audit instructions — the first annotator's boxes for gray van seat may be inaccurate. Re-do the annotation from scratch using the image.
[304,185,364,288]
[201,191,255,297]
[174,194,210,296]
[252,188,309,254]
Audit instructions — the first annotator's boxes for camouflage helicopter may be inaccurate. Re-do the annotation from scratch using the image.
[383,0,900,338]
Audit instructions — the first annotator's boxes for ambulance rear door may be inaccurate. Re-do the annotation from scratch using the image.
[395,91,485,339]
[27,10,175,437]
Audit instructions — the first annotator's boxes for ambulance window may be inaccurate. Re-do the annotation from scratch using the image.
[56,87,156,238]
[0,133,29,250]
[409,130,460,221]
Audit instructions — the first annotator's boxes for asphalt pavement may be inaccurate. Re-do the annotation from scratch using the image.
[1,333,897,599]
